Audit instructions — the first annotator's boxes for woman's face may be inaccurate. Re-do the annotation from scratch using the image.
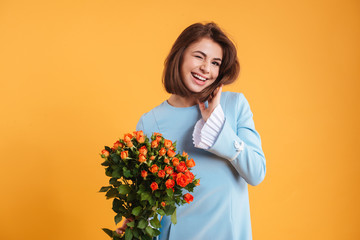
[180,37,223,93]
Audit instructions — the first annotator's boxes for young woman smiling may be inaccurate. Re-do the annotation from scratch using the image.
[120,22,266,240]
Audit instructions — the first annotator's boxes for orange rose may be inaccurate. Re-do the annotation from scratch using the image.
[186,158,196,168]
[123,133,132,142]
[159,147,166,156]
[164,139,172,149]
[172,157,179,167]
[184,193,194,204]
[182,151,189,160]
[150,156,155,161]
[120,150,128,160]
[113,141,123,150]
[138,154,146,163]
[176,161,187,173]
[164,158,170,164]
[151,140,158,148]
[158,170,165,178]
[164,166,173,175]
[125,141,133,148]
[141,170,148,178]
[176,173,189,187]
[149,164,159,173]
[171,172,177,180]
[195,179,200,186]
[185,171,195,182]
[150,182,158,191]
[139,145,148,155]
[161,202,166,207]
[134,130,145,143]
[101,149,109,157]
[153,132,162,137]
[156,135,162,143]
[165,179,175,189]
[167,149,175,158]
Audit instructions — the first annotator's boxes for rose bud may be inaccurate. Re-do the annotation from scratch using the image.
[185,171,195,182]
[167,149,175,158]
[161,202,166,207]
[182,151,189,160]
[184,193,194,204]
[139,145,148,155]
[113,141,123,150]
[125,141,133,148]
[195,179,200,186]
[150,156,155,161]
[135,130,145,143]
[165,179,175,189]
[158,170,165,178]
[164,166,173,175]
[101,149,109,157]
[159,147,166,156]
[164,158,170,164]
[164,139,172,149]
[138,154,146,163]
[176,173,189,187]
[123,133,132,142]
[120,150,128,160]
[156,135,162,143]
[149,164,159,173]
[186,158,196,168]
[151,140,158,148]
[141,170,148,179]
[150,182,158,191]
[176,161,187,173]
[172,157,179,167]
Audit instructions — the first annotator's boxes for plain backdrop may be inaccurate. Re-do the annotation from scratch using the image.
[0,0,359,239]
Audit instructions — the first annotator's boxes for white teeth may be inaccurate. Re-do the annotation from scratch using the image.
[192,73,207,81]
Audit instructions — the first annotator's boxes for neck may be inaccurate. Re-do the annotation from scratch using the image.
[167,94,197,108]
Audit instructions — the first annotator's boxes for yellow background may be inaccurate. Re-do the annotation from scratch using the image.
[1,0,359,239]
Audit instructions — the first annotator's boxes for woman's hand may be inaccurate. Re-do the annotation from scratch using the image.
[198,85,223,122]
[115,217,134,235]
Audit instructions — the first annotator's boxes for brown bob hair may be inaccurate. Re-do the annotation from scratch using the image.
[163,22,240,102]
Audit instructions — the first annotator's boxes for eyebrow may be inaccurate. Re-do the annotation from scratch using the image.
[193,50,222,62]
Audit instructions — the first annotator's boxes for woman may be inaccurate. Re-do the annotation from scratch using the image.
[122,22,266,240]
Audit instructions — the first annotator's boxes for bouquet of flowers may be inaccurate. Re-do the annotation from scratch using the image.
[99,131,199,240]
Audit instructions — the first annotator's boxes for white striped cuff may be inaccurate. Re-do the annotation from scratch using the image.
[193,105,225,149]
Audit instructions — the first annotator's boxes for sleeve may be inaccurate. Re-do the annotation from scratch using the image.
[207,93,266,186]
[192,104,225,149]
[136,115,145,131]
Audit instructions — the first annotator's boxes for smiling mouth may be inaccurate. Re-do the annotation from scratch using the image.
[191,72,207,81]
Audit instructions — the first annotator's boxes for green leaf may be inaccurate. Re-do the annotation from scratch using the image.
[105,188,118,199]
[114,213,122,225]
[133,228,140,238]
[164,205,175,215]
[112,198,120,213]
[109,178,118,185]
[127,193,136,202]
[126,221,135,228]
[112,168,121,178]
[99,186,111,192]
[155,191,161,198]
[141,192,151,201]
[145,226,155,237]
[105,146,111,151]
[118,185,131,195]
[137,219,147,229]
[131,206,142,216]
[101,160,111,166]
[157,209,165,216]
[171,208,177,225]
[124,228,133,240]
[102,228,113,237]
[150,216,161,228]
[111,153,120,163]
[166,188,173,197]
[123,167,132,178]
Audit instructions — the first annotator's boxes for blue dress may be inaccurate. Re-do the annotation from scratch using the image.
[136,91,266,240]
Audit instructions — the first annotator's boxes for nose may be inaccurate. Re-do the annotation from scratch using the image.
[200,61,210,73]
